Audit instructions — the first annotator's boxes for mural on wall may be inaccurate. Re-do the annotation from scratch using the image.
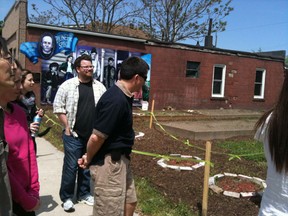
[20,31,151,106]
[20,32,78,64]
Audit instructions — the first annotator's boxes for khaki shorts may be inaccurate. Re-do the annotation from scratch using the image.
[90,154,137,216]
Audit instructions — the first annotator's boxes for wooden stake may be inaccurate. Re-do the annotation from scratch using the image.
[149,99,155,129]
[202,141,212,216]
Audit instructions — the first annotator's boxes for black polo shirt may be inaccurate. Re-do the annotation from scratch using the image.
[90,84,134,164]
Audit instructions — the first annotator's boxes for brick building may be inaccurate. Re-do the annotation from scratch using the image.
[2,0,286,110]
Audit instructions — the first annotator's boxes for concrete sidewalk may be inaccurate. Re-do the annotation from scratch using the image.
[159,109,263,140]
[35,137,93,216]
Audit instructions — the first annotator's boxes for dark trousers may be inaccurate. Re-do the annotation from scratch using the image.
[59,133,91,202]
[32,136,37,154]
[13,201,35,216]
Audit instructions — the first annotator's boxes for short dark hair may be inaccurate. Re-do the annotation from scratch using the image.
[49,62,59,70]
[91,48,97,54]
[66,55,73,61]
[119,56,149,80]
[108,57,114,62]
[74,54,92,69]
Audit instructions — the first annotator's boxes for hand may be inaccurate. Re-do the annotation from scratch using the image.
[78,153,89,169]
[64,127,71,136]
[27,197,41,211]
[30,122,40,134]
[36,109,44,117]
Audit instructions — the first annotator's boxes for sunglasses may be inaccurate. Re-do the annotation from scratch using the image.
[139,74,147,81]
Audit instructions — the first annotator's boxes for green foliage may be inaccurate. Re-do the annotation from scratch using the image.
[135,177,196,216]
[285,55,288,65]
[216,139,265,162]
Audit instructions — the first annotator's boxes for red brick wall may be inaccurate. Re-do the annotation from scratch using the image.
[25,28,285,111]
[144,45,284,110]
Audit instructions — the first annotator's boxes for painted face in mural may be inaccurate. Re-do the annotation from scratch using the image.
[108,59,114,66]
[51,66,58,73]
[90,52,96,60]
[41,36,53,54]
[67,56,73,63]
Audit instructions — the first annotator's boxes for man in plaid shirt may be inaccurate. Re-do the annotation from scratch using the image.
[53,54,106,212]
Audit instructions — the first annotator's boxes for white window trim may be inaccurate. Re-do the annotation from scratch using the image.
[254,68,266,99]
[211,64,226,97]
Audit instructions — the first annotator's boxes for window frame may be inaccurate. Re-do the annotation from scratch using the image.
[211,64,226,98]
[253,68,266,99]
[186,61,200,78]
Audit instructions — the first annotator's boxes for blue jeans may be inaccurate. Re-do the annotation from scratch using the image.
[59,133,91,202]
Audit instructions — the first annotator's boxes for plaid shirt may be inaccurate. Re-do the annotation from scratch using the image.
[53,77,106,134]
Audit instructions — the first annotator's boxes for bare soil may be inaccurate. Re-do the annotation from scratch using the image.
[131,115,265,216]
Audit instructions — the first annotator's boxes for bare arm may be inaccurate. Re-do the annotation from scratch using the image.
[57,113,70,135]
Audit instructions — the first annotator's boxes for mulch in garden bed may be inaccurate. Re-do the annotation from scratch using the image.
[131,117,266,216]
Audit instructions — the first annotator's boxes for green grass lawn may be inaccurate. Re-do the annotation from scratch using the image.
[216,139,265,162]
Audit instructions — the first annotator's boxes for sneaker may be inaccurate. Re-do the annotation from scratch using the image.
[63,199,75,212]
[78,195,94,206]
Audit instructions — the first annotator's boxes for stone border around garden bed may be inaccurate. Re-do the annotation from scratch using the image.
[157,154,205,171]
[135,131,145,139]
[209,172,267,198]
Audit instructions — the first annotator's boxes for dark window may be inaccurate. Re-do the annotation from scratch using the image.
[212,66,224,95]
[254,69,265,98]
[186,61,200,78]
[33,72,41,83]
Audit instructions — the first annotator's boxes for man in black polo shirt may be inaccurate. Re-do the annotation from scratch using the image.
[78,56,149,216]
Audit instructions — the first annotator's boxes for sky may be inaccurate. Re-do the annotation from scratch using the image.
[0,0,287,54]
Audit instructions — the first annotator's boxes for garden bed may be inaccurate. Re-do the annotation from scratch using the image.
[157,154,205,171]
[131,116,266,216]
[209,173,266,198]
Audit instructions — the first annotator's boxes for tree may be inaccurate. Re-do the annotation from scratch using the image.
[33,0,141,33]
[29,0,233,43]
[138,0,233,43]
[29,4,63,25]
[41,0,88,28]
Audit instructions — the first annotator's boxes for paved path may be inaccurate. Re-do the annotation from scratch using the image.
[159,109,263,140]
[35,137,93,216]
